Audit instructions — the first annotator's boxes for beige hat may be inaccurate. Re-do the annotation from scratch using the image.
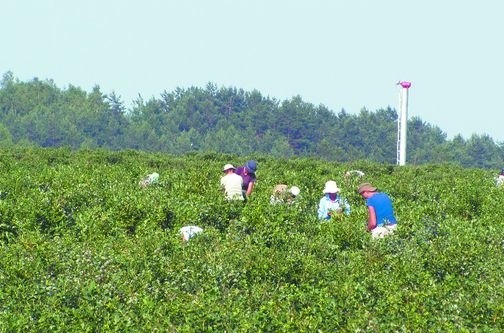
[273,184,288,194]
[358,183,377,194]
[223,164,236,171]
[323,180,340,194]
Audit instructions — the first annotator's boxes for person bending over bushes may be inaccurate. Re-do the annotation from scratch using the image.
[358,182,397,239]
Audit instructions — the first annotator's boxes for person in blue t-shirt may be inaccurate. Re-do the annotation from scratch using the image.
[358,182,397,238]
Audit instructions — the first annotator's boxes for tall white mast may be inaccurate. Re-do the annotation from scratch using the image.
[397,81,411,166]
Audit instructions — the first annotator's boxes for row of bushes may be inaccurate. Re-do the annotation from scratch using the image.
[0,147,502,331]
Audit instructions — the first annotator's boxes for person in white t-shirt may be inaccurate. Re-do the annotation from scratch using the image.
[179,225,203,242]
[139,172,159,188]
[220,164,244,201]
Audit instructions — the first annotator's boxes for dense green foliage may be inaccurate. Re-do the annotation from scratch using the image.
[0,147,503,331]
[1,71,503,168]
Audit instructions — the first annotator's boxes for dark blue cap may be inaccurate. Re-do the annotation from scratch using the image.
[245,160,257,173]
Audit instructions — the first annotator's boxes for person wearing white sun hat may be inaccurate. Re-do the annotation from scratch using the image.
[220,164,244,201]
[270,184,301,205]
[317,180,351,220]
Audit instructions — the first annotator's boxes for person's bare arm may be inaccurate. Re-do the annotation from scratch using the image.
[367,206,377,231]
[246,181,255,196]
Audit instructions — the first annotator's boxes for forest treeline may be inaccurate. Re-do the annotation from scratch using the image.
[1,71,503,168]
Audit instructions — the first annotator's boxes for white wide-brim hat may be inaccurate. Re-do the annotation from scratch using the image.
[323,180,340,193]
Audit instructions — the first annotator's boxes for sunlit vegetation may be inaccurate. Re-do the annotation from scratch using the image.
[0,147,502,331]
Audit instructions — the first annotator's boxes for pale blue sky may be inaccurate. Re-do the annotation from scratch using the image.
[2,0,503,142]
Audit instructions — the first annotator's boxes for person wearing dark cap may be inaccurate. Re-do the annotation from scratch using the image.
[235,160,258,199]
[358,183,397,238]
